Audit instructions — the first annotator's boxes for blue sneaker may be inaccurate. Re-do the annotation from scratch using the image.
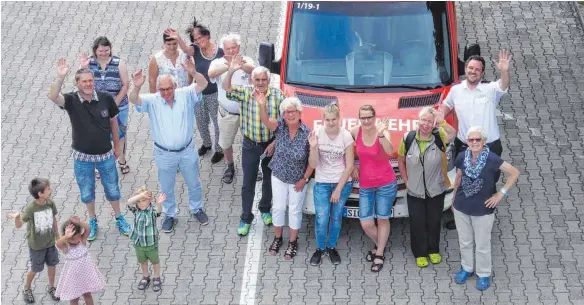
[162,216,177,233]
[87,218,98,241]
[455,269,473,284]
[115,215,131,236]
[477,277,490,291]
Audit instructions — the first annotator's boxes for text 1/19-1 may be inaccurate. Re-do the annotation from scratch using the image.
[296,2,319,10]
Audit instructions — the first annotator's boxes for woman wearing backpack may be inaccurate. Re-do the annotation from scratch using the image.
[397,106,456,268]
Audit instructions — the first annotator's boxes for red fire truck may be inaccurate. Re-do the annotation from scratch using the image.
[258,1,481,218]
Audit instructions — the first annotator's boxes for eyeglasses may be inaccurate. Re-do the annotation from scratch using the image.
[467,138,482,143]
[159,87,174,92]
[284,110,299,115]
[359,116,375,122]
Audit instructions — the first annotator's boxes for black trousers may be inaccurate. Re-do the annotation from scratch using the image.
[241,136,273,224]
[407,192,446,257]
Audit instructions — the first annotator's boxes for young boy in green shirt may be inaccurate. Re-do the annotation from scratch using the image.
[8,178,61,303]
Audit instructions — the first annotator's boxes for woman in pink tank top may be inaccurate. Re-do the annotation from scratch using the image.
[350,105,397,273]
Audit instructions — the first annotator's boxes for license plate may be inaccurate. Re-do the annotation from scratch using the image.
[344,207,359,218]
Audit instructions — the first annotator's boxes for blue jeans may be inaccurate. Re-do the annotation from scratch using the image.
[74,156,121,203]
[359,181,397,220]
[153,141,203,218]
[313,182,352,249]
[110,106,129,140]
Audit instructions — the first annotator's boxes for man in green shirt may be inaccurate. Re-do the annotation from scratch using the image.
[8,178,60,304]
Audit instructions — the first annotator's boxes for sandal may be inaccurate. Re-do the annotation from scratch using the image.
[152,277,162,292]
[23,288,35,304]
[283,240,298,260]
[222,166,235,184]
[371,255,385,273]
[137,276,150,290]
[269,236,283,255]
[118,161,130,174]
[366,246,377,262]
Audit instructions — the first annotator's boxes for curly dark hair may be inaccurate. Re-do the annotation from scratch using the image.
[185,17,211,43]
[61,218,82,236]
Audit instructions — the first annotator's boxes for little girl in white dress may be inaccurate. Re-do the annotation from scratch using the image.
[55,216,106,305]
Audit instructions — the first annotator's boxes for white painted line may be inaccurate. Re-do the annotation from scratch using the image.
[240,4,287,304]
[239,186,265,305]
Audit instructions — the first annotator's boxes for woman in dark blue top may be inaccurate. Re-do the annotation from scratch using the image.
[80,36,130,175]
[164,18,225,164]
[258,96,314,261]
[451,126,520,291]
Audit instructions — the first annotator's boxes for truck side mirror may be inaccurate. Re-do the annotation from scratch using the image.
[458,44,481,77]
[258,42,281,75]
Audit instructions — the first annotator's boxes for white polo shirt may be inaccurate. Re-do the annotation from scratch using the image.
[443,79,508,143]
[209,56,254,114]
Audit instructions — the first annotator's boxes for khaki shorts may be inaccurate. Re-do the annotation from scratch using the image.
[135,245,160,264]
[218,107,240,150]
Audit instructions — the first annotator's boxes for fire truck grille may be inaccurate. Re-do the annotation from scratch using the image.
[398,92,442,109]
[294,92,338,108]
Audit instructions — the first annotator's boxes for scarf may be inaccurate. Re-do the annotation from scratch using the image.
[460,146,490,197]
[464,146,490,179]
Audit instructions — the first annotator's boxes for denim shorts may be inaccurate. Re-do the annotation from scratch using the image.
[74,156,121,203]
[359,181,398,220]
[110,106,129,140]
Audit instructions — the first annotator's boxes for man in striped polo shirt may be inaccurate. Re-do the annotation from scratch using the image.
[222,58,285,236]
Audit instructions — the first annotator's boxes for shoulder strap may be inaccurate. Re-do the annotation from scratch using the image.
[432,128,446,152]
[404,131,417,153]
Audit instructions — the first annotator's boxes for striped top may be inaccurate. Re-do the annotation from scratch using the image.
[88,56,128,108]
[226,86,284,143]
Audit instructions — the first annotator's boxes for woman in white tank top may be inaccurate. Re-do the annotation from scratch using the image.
[148,34,191,93]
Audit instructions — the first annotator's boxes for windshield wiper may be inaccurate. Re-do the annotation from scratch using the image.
[346,85,440,91]
[287,81,365,93]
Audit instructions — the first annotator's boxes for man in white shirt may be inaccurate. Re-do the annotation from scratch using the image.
[440,49,512,159]
[208,33,256,184]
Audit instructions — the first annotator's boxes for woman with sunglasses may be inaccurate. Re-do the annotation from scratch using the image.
[397,106,456,268]
[350,105,396,272]
[451,126,519,291]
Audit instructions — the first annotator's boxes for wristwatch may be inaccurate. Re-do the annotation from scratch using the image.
[304,176,310,183]
[499,188,508,196]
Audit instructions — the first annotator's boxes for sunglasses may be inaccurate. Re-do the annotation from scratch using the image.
[467,138,482,143]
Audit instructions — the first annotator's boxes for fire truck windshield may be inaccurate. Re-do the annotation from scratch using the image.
[287,1,452,91]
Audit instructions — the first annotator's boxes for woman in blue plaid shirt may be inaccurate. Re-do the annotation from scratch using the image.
[127,187,166,292]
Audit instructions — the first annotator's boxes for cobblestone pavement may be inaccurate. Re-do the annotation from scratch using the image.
[2,1,584,305]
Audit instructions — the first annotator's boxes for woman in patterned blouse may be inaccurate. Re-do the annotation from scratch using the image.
[80,36,130,175]
[451,126,519,291]
[257,96,313,260]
